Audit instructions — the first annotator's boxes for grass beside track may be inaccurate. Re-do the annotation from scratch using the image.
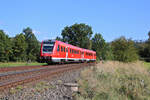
[76,61,150,100]
[0,62,47,68]
[144,62,150,69]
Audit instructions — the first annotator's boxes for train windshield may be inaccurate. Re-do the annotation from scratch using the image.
[43,41,55,53]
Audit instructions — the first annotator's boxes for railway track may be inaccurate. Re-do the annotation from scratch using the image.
[0,64,71,81]
[0,64,62,72]
[0,63,95,91]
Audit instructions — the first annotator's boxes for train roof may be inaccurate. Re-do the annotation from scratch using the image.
[56,40,96,53]
[42,39,96,53]
[83,49,96,53]
[56,40,83,50]
[43,39,56,43]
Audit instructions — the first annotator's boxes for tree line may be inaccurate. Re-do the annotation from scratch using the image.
[57,23,149,62]
[0,23,149,62]
[0,27,40,62]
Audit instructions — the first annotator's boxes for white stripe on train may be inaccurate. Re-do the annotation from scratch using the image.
[51,57,96,62]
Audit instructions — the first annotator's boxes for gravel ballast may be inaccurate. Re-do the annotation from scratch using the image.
[0,68,84,100]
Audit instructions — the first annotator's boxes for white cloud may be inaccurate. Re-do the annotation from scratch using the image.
[0,21,7,27]
[4,31,9,35]
[33,30,41,34]
[32,30,57,41]
[0,21,5,25]
[43,36,49,40]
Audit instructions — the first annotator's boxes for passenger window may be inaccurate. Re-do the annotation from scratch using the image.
[57,45,59,51]
[61,46,63,52]
[64,47,65,52]
[66,48,68,52]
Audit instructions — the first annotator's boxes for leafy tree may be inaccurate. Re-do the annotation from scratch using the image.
[134,40,146,61]
[92,33,113,60]
[111,37,138,62]
[134,31,150,62]
[56,36,62,41]
[0,30,11,62]
[141,31,150,61]
[23,27,40,61]
[103,43,114,60]
[61,23,93,49]
[12,33,27,61]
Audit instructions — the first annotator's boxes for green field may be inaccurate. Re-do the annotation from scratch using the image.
[0,62,47,68]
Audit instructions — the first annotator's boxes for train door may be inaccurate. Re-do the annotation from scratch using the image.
[82,52,84,61]
[66,47,68,61]
[93,53,94,60]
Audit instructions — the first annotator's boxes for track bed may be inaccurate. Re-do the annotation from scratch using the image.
[0,63,95,91]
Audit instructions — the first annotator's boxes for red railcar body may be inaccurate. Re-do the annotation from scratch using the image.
[40,40,96,63]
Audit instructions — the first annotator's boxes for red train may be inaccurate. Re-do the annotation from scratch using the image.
[40,39,96,64]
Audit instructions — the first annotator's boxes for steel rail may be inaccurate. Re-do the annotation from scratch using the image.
[0,63,95,91]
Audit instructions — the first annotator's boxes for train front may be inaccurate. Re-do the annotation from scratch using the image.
[40,40,55,63]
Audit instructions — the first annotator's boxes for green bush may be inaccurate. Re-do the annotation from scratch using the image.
[111,37,138,62]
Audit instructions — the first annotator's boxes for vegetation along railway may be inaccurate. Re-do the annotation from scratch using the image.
[0,39,96,91]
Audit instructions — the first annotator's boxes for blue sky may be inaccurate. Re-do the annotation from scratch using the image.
[0,0,150,42]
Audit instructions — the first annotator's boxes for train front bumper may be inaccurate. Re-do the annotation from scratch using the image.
[40,56,52,63]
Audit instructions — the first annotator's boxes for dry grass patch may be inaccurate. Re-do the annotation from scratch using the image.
[76,61,150,100]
